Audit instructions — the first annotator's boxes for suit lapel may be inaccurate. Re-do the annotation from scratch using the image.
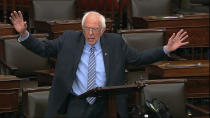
[73,33,85,72]
[100,35,110,85]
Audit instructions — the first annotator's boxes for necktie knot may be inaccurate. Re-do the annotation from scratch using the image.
[90,46,95,52]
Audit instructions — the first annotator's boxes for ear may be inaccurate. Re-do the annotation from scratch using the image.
[101,28,106,34]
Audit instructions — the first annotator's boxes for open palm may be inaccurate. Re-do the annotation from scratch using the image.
[10,11,27,34]
[165,29,189,53]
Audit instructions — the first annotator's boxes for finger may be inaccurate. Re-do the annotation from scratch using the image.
[13,11,19,19]
[18,11,23,20]
[9,17,15,24]
[180,41,189,46]
[175,29,184,39]
[11,11,17,19]
[169,33,175,41]
[179,31,187,39]
[10,12,16,20]
[180,35,189,42]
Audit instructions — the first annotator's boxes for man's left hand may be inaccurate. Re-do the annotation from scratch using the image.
[164,29,189,53]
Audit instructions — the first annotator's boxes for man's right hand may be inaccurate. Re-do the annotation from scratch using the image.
[10,11,28,38]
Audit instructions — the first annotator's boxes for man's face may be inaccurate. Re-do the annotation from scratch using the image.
[83,14,105,45]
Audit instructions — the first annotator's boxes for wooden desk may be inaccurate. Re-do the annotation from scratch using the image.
[146,60,209,98]
[0,75,20,113]
[0,23,16,35]
[34,19,113,39]
[132,14,209,28]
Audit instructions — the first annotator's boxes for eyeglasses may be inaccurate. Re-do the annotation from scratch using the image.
[83,27,101,33]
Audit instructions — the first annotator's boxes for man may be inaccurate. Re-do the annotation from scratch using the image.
[10,11,188,118]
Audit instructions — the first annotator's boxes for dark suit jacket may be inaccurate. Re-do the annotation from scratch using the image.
[20,30,168,118]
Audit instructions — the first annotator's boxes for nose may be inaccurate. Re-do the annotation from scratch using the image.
[88,29,93,35]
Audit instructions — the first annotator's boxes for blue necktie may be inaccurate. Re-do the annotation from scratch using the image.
[86,47,96,104]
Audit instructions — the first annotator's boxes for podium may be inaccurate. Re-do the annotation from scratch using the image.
[78,79,209,117]
[78,84,144,118]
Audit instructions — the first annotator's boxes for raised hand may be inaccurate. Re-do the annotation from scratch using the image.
[164,29,189,53]
[9,11,28,37]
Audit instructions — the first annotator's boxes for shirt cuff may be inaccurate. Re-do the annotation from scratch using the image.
[163,47,170,57]
[17,32,29,42]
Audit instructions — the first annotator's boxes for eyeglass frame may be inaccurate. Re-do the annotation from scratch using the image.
[82,26,103,33]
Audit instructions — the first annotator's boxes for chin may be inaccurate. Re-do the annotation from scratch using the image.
[88,42,95,45]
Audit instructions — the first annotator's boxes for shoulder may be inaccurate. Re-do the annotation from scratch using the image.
[103,33,121,38]
[102,33,123,42]
[57,30,83,42]
[101,33,127,48]
[62,30,82,37]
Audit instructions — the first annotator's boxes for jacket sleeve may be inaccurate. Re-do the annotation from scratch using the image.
[122,39,168,66]
[20,32,66,58]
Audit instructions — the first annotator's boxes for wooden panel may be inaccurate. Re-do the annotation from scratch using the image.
[0,90,19,113]
[165,26,209,47]
[0,75,20,113]
[132,14,209,28]
[36,20,81,32]
[0,80,19,89]
[0,75,20,89]
[118,28,165,34]
[34,20,81,39]
[186,77,209,98]
[0,24,16,35]
[147,60,209,77]
[146,60,210,98]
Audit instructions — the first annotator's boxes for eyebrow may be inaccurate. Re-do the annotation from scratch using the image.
[83,26,100,28]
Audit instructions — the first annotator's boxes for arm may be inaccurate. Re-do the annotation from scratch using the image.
[10,11,62,57]
[124,29,189,65]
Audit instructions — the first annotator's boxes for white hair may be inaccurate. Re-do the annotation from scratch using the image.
[81,11,106,30]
